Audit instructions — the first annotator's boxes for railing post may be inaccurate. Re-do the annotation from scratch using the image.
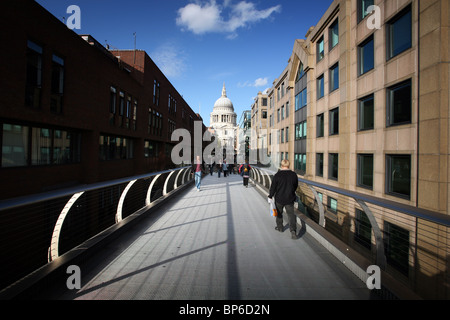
[307,185,326,228]
[146,174,161,206]
[116,179,137,223]
[355,199,387,270]
[48,191,85,262]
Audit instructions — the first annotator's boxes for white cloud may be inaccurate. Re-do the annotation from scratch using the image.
[238,77,269,88]
[176,0,281,37]
[151,42,187,79]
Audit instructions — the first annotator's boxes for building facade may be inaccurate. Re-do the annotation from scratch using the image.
[0,0,204,200]
[261,0,449,299]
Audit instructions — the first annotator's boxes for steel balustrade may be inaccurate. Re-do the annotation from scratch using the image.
[0,166,193,266]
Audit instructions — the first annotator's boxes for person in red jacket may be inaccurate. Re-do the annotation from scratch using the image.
[268,159,299,239]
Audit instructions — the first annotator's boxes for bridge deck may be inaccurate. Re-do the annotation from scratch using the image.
[44,173,373,300]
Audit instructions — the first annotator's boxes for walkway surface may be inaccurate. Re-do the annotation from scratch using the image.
[44,173,373,300]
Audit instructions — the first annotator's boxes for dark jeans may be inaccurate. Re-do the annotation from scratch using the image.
[243,177,249,186]
[275,202,296,232]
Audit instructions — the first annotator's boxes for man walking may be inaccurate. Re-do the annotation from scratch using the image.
[268,160,299,239]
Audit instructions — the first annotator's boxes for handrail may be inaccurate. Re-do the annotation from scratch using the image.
[0,166,191,212]
[252,166,450,227]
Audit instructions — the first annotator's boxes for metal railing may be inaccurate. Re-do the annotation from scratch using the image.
[0,166,193,296]
[250,166,450,300]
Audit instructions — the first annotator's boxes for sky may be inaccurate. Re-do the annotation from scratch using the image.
[35,0,333,127]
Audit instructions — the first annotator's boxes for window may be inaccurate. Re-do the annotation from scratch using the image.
[285,127,289,142]
[99,135,134,160]
[277,108,280,122]
[317,74,324,99]
[317,113,324,137]
[281,105,285,120]
[329,19,339,49]
[358,0,374,22]
[25,40,42,108]
[109,87,117,125]
[295,121,307,140]
[384,221,410,275]
[51,54,65,114]
[296,63,305,82]
[329,107,339,135]
[328,197,337,213]
[358,35,374,76]
[1,123,81,167]
[387,5,412,60]
[286,101,290,118]
[329,63,339,92]
[295,153,306,175]
[357,154,373,189]
[358,94,374,131]
[387,79,411,126]
[262,110,267,119]
[295,87,307,110]
[153,80,160,106]
[317,36,324,61]
[355,209,372,249]
[316,153,324,177]
[329,153,339,180]
[386,154,411,198]
[144,140,159,158]
[2,124,29,167]
[280,128,284,143]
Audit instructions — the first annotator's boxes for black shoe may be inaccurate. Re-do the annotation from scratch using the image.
[275,226,283,232]
[291,231,297,239]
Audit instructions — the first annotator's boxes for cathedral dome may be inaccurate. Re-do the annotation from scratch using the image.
[213,83,234,111]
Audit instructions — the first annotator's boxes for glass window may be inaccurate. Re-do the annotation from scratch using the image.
[329,63,339,92]
[386,154,411,198]
[328,197,337,213]
[317,113,324,137]
[329,107,339,135]
[329,153,339,180]
[296,63,305,82]
[317,36,324,61]
[31,127,52,165]
[25,40,43,108]
[329,19,339,49]
[358,94,374,130]
[316,153,324,177]
[2,124,29,167]
[358,35,374,76]
[387,6,412,60]
[387,79,411,126]
[358,0,374,22]
[357,154,374,189]
[317,74,324,99]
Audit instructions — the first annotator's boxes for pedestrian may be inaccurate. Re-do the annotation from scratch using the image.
[223,160,228,177]
[239,161,251,187]
[268,159,299,239]
[210,162,214,176]
[217,161,222,178]
[191,155,204,191]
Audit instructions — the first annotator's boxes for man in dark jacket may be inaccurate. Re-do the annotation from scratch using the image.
[268,159,299,239]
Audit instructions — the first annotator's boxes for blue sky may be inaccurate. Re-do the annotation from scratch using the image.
[36,0,333,126]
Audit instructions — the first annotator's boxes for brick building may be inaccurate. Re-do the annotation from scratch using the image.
[0,0,204,200]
